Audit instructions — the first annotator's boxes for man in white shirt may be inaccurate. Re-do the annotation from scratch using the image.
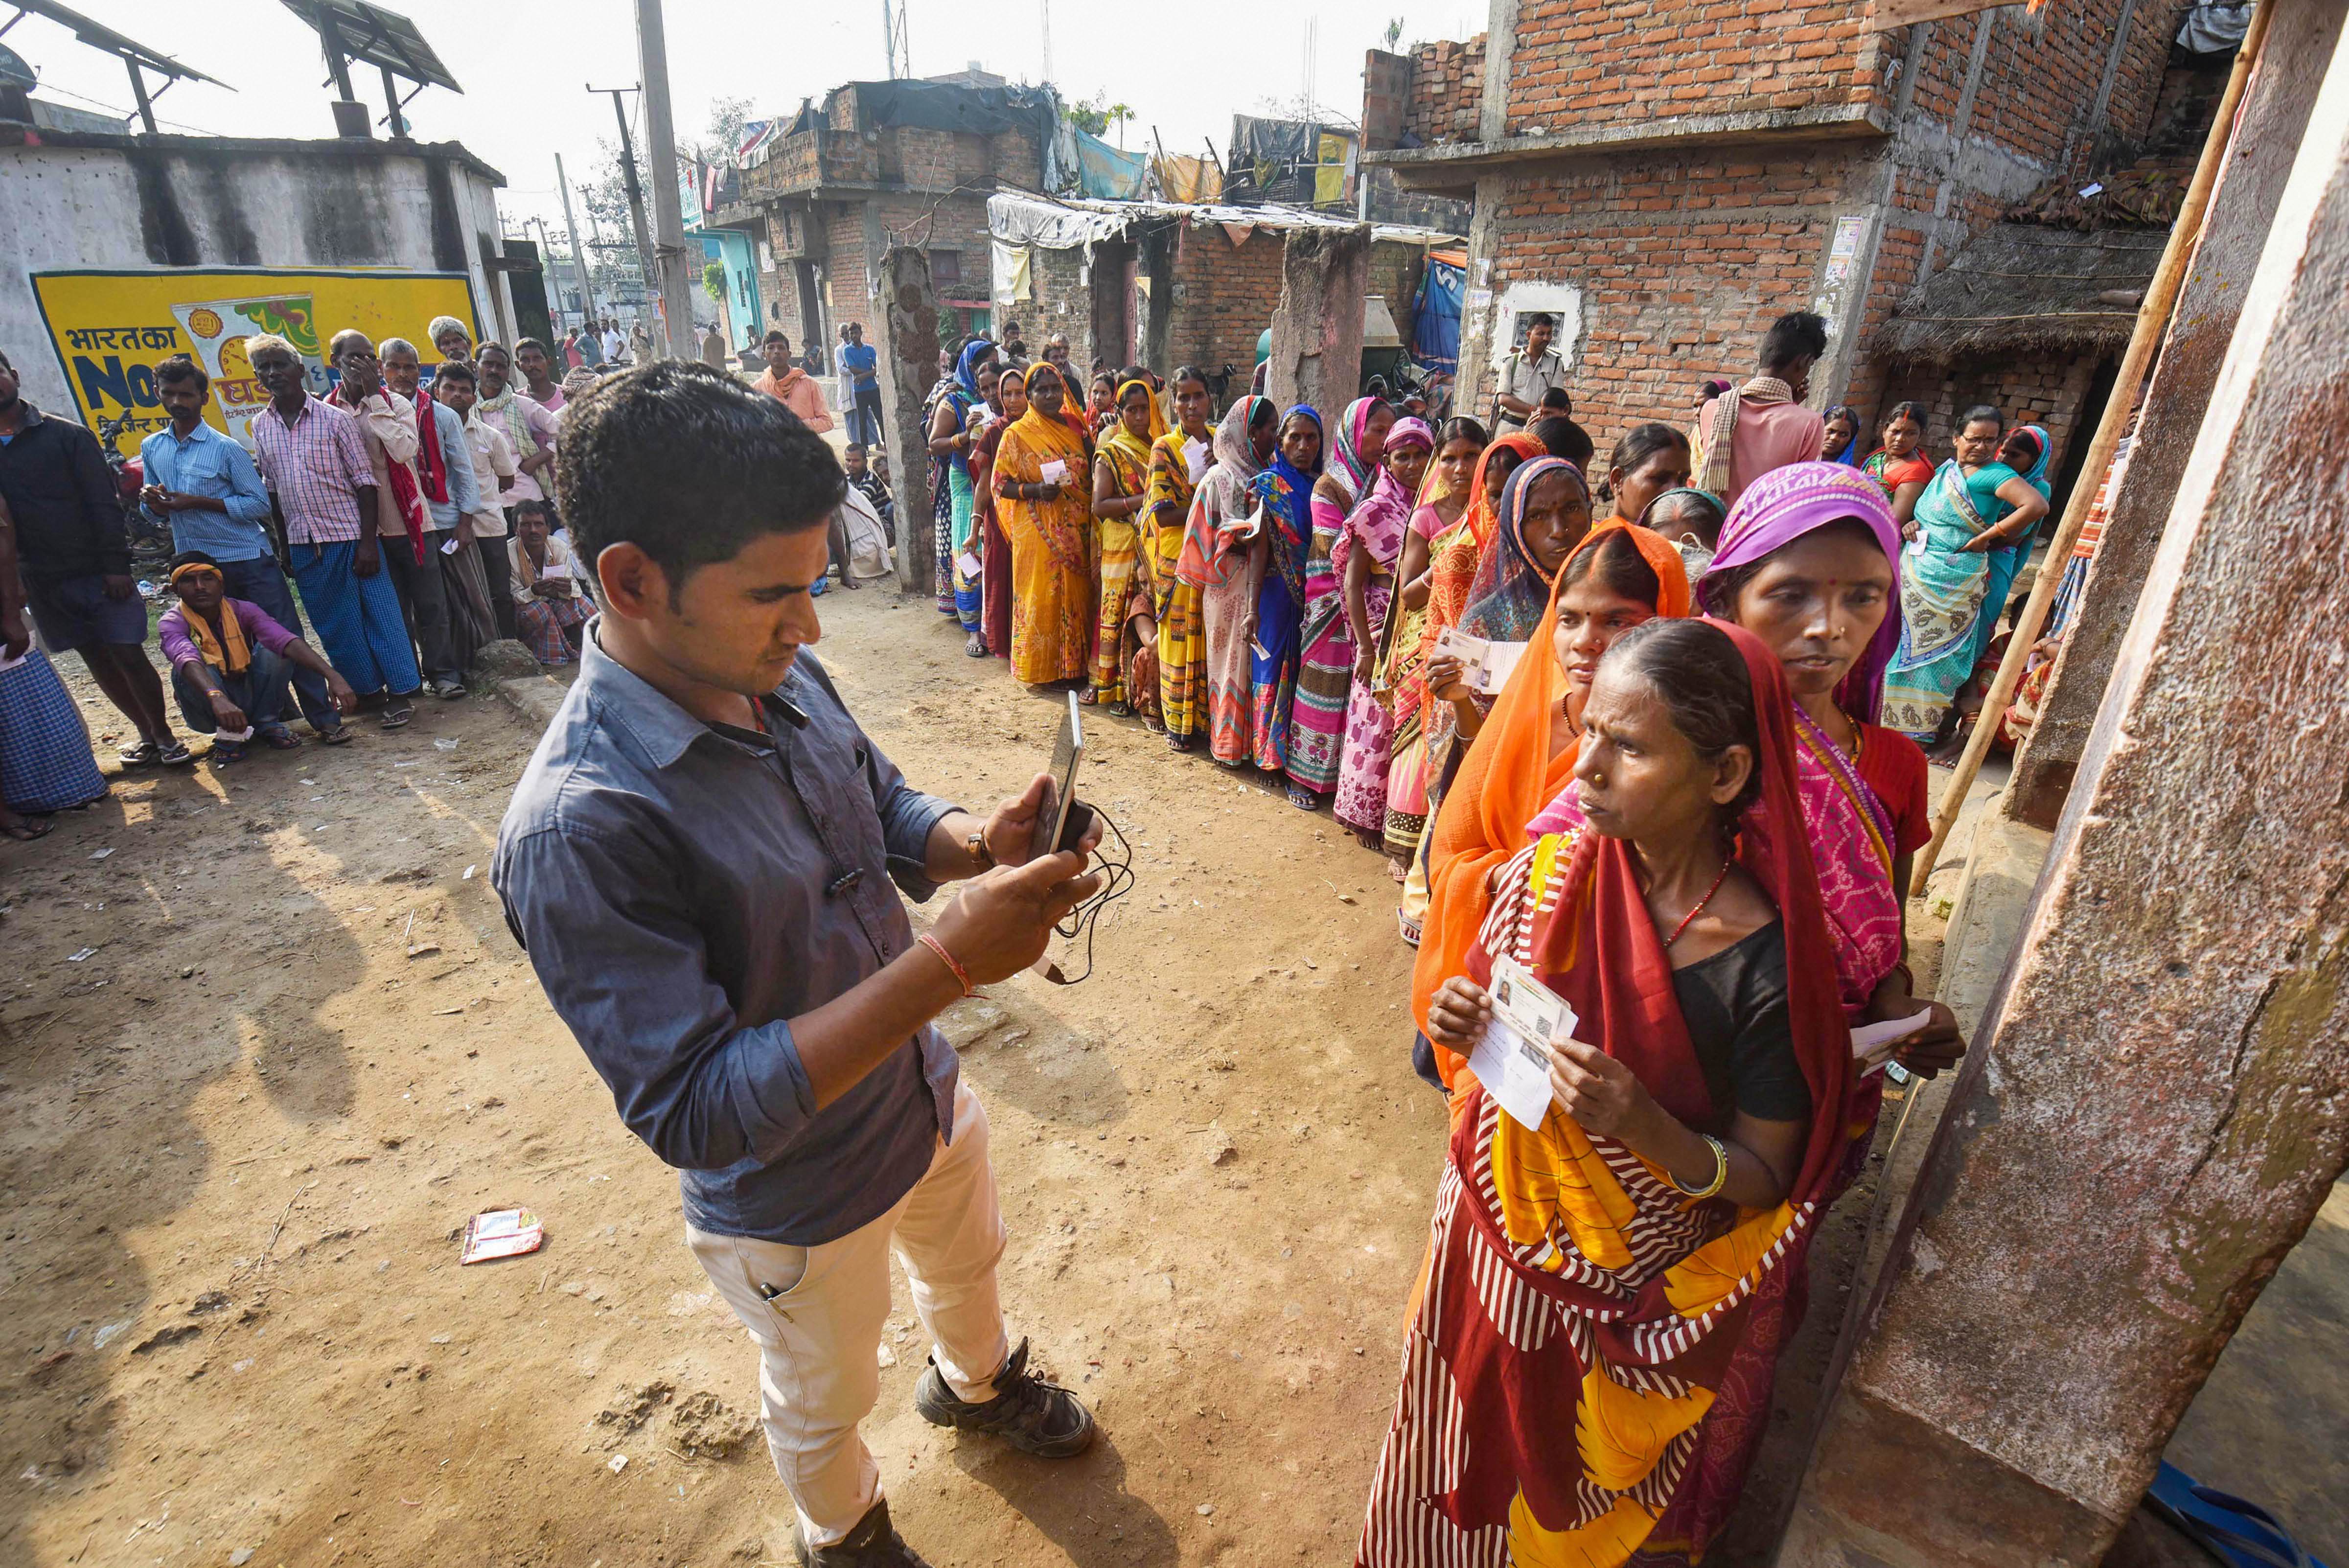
[1493,312,1567,432]
[431,359,522,640]
[601,321,626,364]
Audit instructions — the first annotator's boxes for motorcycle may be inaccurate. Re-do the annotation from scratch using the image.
[96,415,173,565]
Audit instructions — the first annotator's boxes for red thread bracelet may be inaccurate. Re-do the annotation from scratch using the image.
[918,932,978,997]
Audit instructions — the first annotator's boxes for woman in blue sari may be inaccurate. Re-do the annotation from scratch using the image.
[925,338,995,622]
[1244,406,1324,801]
[1970,422,2051,670]
[1882,405,2048,746]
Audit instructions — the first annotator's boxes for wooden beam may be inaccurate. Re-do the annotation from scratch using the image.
[1872,0,2027,29]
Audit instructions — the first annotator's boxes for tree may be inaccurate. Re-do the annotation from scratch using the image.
[1062,92,1109,137]
[1383,17,1405,50]
[702,260,727,302]
[695,95,753,165]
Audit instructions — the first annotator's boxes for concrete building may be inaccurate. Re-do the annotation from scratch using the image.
[713,77,1054,360]
[1368,0,2204,497]
[0,118,520,452]
[987,193,1459,395]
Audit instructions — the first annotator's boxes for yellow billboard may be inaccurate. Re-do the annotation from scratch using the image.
[28,269,480,458]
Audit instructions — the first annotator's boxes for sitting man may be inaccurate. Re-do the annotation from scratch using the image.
[843,442,894,526]
[157,551,359,759]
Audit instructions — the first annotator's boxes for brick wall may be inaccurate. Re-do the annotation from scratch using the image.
[1366,239,1429,357]
[1165,223,1287,385]
[1478,145,1874,438]
[1879,351,2105,484]
[1503,0,1879,136]
[1404,38,1485,147]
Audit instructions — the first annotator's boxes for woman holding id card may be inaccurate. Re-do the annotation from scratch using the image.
[991,364,1094,687]
[1359,620,1864,1568]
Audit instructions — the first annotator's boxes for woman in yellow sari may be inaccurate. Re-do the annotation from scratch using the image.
[991,363,1094,686]
[1144,370,1214,749]
[1088,377,1163,713]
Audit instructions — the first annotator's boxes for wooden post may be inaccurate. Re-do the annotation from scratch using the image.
[872,245,942,596]
[1779,5,2349,1559]
[1912,0,2273,884]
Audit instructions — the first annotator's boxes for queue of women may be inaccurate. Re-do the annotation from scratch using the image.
[919,340,2056,1564]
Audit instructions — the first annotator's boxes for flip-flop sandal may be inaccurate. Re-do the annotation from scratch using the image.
[2146,1461,2329,1568]
[1288,787,1319,810]
[261,729,303,750]
[157,740,194,766]
[317,726,355,746]
[208,740,249,764]
[380,701,415,730]
[117,740,160,766]
[2,817,54,842]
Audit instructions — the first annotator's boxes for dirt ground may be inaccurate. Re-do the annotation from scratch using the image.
[0,583,1459,1568]
[0,583,1949,1568]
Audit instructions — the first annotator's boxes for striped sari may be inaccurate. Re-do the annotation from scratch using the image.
[1091,415,1154,709]
[1359,624,1869,1568]
[1146,429,1206,745]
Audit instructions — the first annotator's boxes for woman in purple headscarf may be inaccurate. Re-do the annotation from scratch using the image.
[1332,415,1435,863]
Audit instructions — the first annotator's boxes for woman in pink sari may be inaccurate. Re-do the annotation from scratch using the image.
[1334,416,1434,862]
[1291,398,1395,804]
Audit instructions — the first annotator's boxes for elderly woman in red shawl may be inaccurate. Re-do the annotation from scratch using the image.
[1359,619,1865,1567]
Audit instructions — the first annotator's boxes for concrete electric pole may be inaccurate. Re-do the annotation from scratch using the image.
[635,0,697,361]
[554,153,601,331]
[590,84,660,338]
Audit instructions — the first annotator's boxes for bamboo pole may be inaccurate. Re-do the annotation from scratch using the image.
[1911,0,2274,886]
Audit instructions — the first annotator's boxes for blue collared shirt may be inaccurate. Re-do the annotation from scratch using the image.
[139,419,274,560]
[421,398,481,530]
[492,628,961,1245]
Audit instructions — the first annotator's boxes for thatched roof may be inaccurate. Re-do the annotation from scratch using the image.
[1881,224,2167,362]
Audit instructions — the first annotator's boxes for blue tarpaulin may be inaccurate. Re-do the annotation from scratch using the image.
[1413,253,1464,373]
[1072,126,1147,199]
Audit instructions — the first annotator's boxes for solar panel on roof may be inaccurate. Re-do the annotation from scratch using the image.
[278,0,461,94]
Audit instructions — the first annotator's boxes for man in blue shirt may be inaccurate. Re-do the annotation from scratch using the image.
[494,361,1100,1568]
[839,322,883,450]
[141,357,296,621]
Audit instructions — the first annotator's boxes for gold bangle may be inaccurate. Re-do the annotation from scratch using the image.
[1670,1134,1730,1200]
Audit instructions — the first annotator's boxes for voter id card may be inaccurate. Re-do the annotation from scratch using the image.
[1471,959,1578,1131]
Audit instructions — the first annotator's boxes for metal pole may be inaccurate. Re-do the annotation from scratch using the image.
[555,153,601,332]
[122,57,156,135]
[599,88,661,346]
[1911,0,2274,886]
[380,64,406,137]
[635,0,697,360]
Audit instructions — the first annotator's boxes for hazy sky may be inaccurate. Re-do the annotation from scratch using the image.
[11,1,1485,238]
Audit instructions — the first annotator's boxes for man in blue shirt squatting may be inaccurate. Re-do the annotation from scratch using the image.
[494,361,1102,1568]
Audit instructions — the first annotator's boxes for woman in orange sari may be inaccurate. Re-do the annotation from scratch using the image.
[1408,521,1692,1089]
[991,363,1094,686]
[1360,618,1864,1568]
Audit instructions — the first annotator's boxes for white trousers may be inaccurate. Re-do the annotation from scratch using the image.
[688,1080,1010,1547]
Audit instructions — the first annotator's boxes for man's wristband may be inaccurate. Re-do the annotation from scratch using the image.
[917,932,978,997]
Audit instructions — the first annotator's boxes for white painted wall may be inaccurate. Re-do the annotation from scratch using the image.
[0,138,512,410]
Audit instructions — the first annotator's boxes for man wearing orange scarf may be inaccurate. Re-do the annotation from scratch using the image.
[157,551,358,756]
[753,332,836,433]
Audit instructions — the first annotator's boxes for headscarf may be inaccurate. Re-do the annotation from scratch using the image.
[1332,416,1432,578]
[1096,378,1157,501]
[1822,403,1863,465]
[992,363,1089,575]
[427,315,469,348]
[2005,423,2052,498]
[1514,615,1858,1271]
[1177,393,1270,588]
[1454,431,1544,554]
[1696,460,1904,723]
[1327,396,1384,505]
[1255,404,1323,615]
[1458,455,1587,646]
[954,338,994,403]
[1410,520,1690,1077]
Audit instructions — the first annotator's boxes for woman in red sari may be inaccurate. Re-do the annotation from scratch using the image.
[1360,620,1859,1567]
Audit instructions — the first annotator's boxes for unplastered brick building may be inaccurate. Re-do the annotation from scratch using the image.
[710,76,1053,362]
[1369,0,2216,511]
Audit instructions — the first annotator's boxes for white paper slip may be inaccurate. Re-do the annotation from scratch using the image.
[1038,459,1068,485]
[440,535,462,555]
[0,651,28,673]
[957,550,983,579]
[541,559,574,580]
[1433,627,1531,694]
[1850,1008,1934,1073]
[1468,958,1579,1132]
[1480,639,1528,691]
[1184,437,1210,484]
